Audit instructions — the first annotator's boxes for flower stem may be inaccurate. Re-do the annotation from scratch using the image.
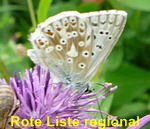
[27,0,36,29]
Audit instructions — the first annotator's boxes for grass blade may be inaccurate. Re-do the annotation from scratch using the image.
[37,0,53,23]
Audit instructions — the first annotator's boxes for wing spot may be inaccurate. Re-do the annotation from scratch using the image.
[45,46,54,53]
[99,31,104,35]
[55,45,63,51]
[69,17,77,22]
[82,51,90,58]
[62,18,69,27]
[80,23,84,27]
[105,32,109,35]
[101,22,105,24]
[36,36,49,48]
[47,31,54,36]
[78,63,86,69]
[79,41,85,47]
[66,33,72,39]
[79,21,86,29]
[96,45,103,49]
[108,36,112,40]
[72,31,78,37]
[67,58,73,64]
[94,35,96,39]
[37,41,45,48]
[92,23,98,26]
[91,52,95,56]
[79,29,84,33]
[43,26,54,36]
[56,28,61,31]
[60,39,67,45]
[87,35,90,40]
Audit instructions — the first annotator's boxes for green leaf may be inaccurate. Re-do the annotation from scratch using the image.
[105,62,150,107]
[0,41,30,77]
[77,2,100,12]
[37,0,53,23]
[113,102,146,118]
[47,2,77,17]
[118,0,150,12]
[105,47,124,72]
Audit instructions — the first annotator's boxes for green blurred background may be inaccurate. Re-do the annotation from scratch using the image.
[0,0,150,128]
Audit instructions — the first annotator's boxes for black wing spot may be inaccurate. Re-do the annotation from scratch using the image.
[105,32,109,35]
[87,35,90,40]
[108,36,112,40]
[91,52,94,56]
[99,31,104,35]
[92,23,98,26]
[96,45,102,49]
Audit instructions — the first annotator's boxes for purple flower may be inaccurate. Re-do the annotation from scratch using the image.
[1,65,149,129]
[106,115,150,129]
[126,115,150,129]
[9,65,117,129]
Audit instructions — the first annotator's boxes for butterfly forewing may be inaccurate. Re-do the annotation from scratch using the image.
[28,10,127,87]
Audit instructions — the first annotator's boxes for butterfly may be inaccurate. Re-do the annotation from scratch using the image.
[28,10,127,90]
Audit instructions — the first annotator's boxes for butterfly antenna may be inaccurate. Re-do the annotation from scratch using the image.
[93,82,115,119]
[95,94,104,119]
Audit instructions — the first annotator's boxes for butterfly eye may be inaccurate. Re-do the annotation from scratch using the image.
[60,39,67,45]
[67,58,73,64]
[82,51,90,58]
[78,63,86,69]
[78,41,85,47]
[45,46,54,53]
[55,45,63,51]
[72,31,78,37]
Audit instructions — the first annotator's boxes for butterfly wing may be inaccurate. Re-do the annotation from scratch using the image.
[82,10,127,82]
[28,10,127,87]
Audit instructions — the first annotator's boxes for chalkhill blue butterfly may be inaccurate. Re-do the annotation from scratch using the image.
[27,10,127,90]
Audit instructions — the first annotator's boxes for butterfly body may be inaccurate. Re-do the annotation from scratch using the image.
[28,10,127,89]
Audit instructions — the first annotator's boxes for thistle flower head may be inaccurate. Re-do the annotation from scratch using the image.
[9,65,117,129]
[0,66,150,129]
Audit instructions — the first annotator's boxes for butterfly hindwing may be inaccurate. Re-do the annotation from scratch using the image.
[28,10,127,86]
[83,10,127,82]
